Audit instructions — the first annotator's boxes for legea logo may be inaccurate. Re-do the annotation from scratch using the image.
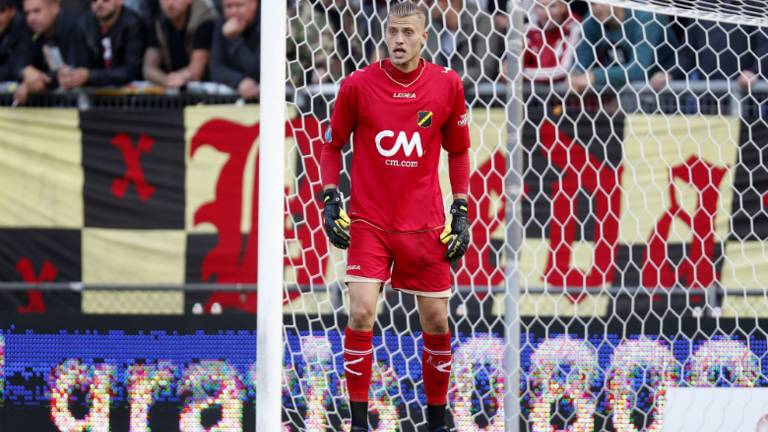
[375,130,423,158]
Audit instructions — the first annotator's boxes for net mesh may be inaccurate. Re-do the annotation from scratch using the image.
[282,0,768,430]
[587,0,768,27]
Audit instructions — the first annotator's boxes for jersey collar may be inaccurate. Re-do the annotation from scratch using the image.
[380,58,426,88]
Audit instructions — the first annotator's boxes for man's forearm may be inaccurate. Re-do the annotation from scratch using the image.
[144,64,167,85]
[143,48,167,85]
[320,143,343,189]
[210,61,246,89]
[448,149,469,200]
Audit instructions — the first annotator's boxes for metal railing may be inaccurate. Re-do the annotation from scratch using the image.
[3,79,768,115]
[0,81,240,108]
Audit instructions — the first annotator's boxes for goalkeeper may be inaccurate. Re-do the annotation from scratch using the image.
[319,2,471,431]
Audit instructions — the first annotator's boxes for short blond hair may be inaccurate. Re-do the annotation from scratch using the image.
[387,1,429,28]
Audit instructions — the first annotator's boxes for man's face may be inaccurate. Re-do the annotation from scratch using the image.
[533,0,567,30]
[0,6,15,34]
[160,0,191,22]
[222,0,257,25]
[24,0,59,35]
[90,0,122,22]
[591,3,622,25]
[385,14,427,67]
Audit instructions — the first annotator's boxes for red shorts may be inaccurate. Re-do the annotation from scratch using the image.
[344,221,452,297]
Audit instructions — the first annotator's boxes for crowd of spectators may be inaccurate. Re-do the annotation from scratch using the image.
[1,0,768,105]
[0,0,260,103]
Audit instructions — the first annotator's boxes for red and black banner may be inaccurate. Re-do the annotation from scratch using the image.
[0,106,766,315]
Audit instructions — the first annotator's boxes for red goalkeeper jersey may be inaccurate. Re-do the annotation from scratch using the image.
[326,59,471,232]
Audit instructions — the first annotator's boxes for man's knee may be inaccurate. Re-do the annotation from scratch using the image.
[417,295,450,334]
[348,301,377,330]
[347,282,381,331]
[420,307,449,334]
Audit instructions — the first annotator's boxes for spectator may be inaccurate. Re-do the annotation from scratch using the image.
[358,0,387,62]
[486,0,508,81]
[14,0,77,104]
[423,0,495,83]
[143,0,217,88]
[487,0,509,31]
[323,0,364,77]
[523,0,580,82]
[63,0,145,88]
[287,0,363,88]
[0,0,30,82]
[651,19,768,91]
[209,0,259,99]
[287,0,335,88]
[570,3,673,94]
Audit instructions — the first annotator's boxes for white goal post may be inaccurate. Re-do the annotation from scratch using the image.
[257,1,287,432]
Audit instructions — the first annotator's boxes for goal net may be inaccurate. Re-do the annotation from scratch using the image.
[282,0,768,431]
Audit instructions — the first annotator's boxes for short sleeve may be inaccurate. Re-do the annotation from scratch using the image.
[328,74,359,149]
[192,20,215,51]
[441,75,471,154]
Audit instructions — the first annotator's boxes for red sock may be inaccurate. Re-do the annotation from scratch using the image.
[344,328,374,402]
[422,331,452,405]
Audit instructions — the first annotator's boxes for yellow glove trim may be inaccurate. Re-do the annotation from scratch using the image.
[335,208,351,229]
[440,223,454,244]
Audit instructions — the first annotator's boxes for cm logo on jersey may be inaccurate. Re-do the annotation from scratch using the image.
[375,130,423,158]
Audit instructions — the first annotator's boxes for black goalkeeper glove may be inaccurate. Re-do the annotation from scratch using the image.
[322,188,351,249]
[440,199,471,262]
